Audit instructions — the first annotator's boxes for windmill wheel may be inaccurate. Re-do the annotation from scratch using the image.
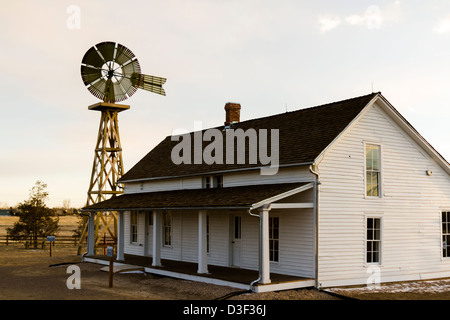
[81,41,166,103]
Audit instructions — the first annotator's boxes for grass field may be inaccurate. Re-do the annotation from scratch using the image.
[0,215,80,237]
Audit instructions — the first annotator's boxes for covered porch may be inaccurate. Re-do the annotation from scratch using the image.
[84,254,315,293]
[82,182,318,292]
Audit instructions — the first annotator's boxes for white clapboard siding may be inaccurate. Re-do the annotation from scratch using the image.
[237,206,315,278]
[125,177,201,194]
[241,213,259,270]
[124,167,314,195]
[180,211,198,263]
[224,167,313,188]
[272,208,315,277]
[317,101,450,287]
[208,211,230,267]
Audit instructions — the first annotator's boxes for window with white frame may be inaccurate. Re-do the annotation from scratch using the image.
[130,211,138,244]
[163,211,172,247]
[366,144,381,197]
[203,175,223,188]
[442,211,450,258]
[366,217,381,263]
[269,217,280,262]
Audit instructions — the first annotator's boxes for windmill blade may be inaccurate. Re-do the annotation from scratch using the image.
[82,45,105,68]
[121,58,141,77]
[133,74,167,96]
[116,75,139,101]
[87,78,108,101]
[115,43,138,66]
[95,42,116,63]
[112,75,133,102]
[81,65,103,86]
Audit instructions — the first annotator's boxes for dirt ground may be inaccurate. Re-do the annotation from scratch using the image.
[0,244,450,301]
[0,244,337,300]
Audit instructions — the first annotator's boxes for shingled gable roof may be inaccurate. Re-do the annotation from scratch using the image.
[119,92,380,182]
[85,182,311,211]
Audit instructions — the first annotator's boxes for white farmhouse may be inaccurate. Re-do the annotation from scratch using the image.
[83,92,450,292]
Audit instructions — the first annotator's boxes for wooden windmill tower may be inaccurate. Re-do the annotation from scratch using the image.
[77,41,166,254]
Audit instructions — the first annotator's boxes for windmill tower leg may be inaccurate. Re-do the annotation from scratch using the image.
[78,102,130,255]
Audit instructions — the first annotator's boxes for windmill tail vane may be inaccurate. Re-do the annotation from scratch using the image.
[103,72,167,103]
[132,73,167,97]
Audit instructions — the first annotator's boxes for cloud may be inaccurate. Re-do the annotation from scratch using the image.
[318,14,342,33]
[433,16,450,34]
[319,1,401,33]
[346,5,382,30]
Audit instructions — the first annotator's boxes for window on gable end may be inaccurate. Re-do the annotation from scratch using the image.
[366,144,381,197]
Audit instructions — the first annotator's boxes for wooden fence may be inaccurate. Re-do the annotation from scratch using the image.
[0,235,78,247]
[0,234,116,252]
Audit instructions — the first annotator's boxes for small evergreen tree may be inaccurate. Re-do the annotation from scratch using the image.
[7,181,59,249]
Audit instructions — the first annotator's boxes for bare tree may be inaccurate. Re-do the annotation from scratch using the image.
[62,199,72,214]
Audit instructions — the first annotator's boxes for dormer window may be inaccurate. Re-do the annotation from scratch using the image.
[203,175,223,188]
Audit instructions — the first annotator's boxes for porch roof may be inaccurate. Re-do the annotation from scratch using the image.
[83,182,312,211]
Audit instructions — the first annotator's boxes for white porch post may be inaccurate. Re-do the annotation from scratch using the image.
[116,211,125,261]
[87,212,95,256]
[197,210,209,274]
[152,210,162,267]
[260,206,271,284]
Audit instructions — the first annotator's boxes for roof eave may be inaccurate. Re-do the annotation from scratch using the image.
[313,93,381,166]
[376,95,450,176]
[118,162,315,184]
[80,205,251,212]
[250,182,315,210]
[311,93,450,176]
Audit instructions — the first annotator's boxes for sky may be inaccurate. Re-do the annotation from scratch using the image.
[0,0,449,208]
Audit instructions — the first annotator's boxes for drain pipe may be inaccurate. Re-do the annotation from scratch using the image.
[248,209,261,291]
[309,164,320,289]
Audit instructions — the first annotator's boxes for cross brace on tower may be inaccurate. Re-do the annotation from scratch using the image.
[77,102,129,255]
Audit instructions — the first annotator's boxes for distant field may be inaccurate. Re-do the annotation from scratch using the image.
[0,215,81,237]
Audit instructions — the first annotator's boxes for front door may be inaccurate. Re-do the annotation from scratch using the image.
[231,215,242,267]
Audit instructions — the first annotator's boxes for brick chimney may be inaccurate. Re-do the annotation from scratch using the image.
[224,102,241,126]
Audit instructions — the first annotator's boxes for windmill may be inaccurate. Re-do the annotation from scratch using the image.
[77,41,166,255]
